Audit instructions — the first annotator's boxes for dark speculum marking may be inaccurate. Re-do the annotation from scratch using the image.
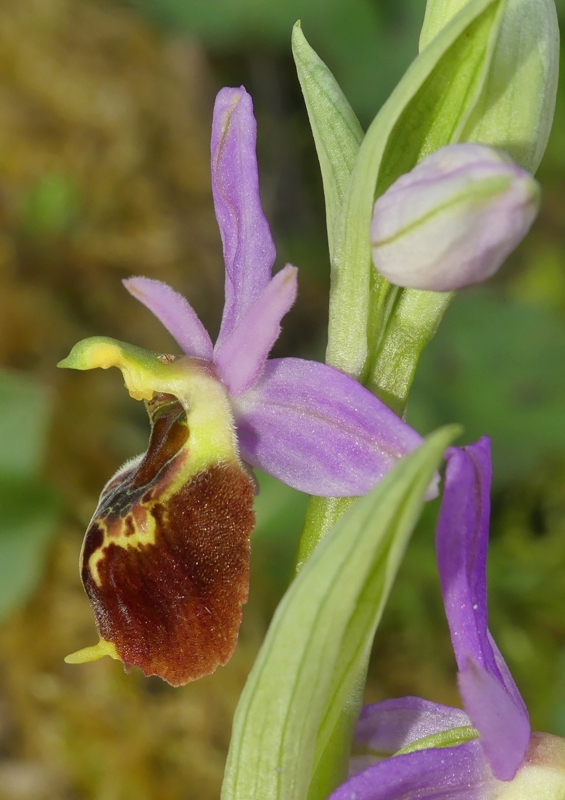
[80,393,255,686]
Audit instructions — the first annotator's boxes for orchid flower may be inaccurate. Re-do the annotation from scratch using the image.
[58,86,427,687]
[330,437,565,799]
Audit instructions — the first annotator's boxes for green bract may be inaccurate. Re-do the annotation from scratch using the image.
[421,0,559,174]
[222,426,459,800]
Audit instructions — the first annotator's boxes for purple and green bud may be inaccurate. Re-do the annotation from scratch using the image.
[371,143,539,291]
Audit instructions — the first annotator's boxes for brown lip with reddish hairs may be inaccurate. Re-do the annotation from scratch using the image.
[80,393,256,686]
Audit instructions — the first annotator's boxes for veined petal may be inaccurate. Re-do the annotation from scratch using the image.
[231,358,428,497]
[122,277,213,360]
[214,265,297,397]
[355,697,471,756]
[437,438,530,778]
[458,657,530,781]
[329,740,491,800]
[211,87,276,345]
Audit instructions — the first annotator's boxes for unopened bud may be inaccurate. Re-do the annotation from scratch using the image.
[371,143,539,292]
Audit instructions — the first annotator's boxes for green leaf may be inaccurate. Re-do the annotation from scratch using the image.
[0,369,59,619]
[420,0,474,50]
[0,369,52,477]
[326,0,505,380]
[408,291,565,481]
[222,426,459,800]
[292,22,363,259]
[0,478,59,619]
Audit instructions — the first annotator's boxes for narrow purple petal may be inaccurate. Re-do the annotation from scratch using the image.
[122,277,213,360]
[329,740,491,800]
[458,657,530,781]
[211,87,276,345]
[230,358,427,497]
[214,265,297,397]
[437,438,530,778]
[355,698,471,755]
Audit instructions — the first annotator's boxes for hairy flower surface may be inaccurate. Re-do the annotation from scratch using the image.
[331,438,565,799]
[60,86,428,685]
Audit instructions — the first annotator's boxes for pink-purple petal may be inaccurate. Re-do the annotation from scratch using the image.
[329,740,491,800]
[122,277,213,360]
[437,438,530,778]
[355,698,471,755]
[458,657,530,781]
[214,265,298,397]
[230,358,427,497]
[211,87,276,346]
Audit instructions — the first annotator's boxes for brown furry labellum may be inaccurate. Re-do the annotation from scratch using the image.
[79,393,255,687]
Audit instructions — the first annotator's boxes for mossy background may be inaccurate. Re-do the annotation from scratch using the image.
[0,0,564,797]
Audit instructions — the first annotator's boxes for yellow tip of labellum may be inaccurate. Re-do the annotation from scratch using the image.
[65,638,119,664]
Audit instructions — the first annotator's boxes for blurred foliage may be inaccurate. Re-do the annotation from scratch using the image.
[0,370,58,620]
[408,291,565,481]
[0,0,562,797]
[128,0,425,124]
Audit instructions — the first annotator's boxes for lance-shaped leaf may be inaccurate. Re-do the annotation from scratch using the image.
[222,426,459,800]
[292,22,363,260]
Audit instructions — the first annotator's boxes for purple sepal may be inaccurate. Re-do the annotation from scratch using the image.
[214,265,297,397]
[329,740,490,800]
[211,87,276,346]
[355,697,471,755]
[231,358,427,497]
[437,438,530,779]
[458,657,529,781]
[122,277,213,360]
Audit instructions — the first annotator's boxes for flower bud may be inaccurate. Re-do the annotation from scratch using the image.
[371,143,539,292]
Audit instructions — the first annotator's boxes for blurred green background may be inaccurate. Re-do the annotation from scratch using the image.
[0,0,564,797]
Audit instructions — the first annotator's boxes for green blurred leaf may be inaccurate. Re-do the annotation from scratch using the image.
[222,426,458,800]
[129,0,421,123]
[0,369,59,618]
[292,23,363,260]
[0,369,52,477]
[254,470,310,542]
[408,291,565,480]
[22,173,80,237]
[0,478,59,619]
